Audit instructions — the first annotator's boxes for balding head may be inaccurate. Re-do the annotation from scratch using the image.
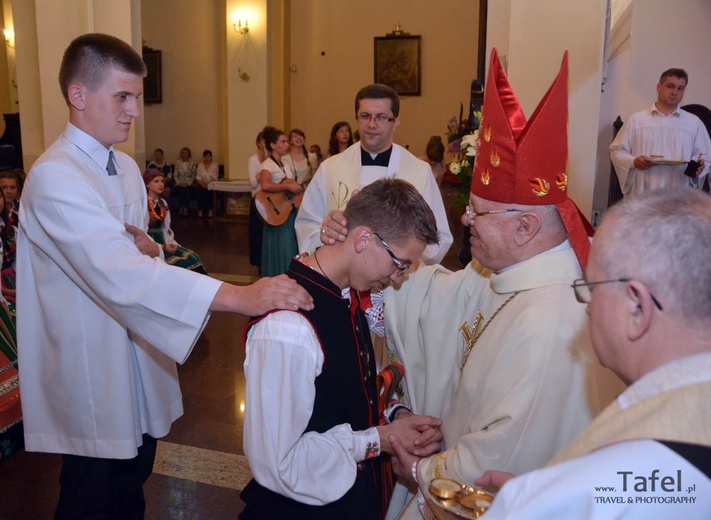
[595,189,711,326]
[586,189,711,383]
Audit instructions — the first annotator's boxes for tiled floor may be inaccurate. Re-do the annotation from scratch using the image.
[0,204,464,520]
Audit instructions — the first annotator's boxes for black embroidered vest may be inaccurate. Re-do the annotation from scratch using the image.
[240,259,385,520]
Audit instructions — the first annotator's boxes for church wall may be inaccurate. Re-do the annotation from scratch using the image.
[0,1,14,119]
[288,0,479,161]
[141,0,224,166]
[487,0,607,219]
[6,1,708,200]
[140,0,479,175]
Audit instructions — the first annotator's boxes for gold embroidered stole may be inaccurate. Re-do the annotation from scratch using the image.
[547,381,711,466]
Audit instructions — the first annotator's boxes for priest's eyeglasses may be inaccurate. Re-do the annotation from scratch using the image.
[357,112,396,124]
[572,278,663,310]
[373,232,410,273]
[465,205,522,219]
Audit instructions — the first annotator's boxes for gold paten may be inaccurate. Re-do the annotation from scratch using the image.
[429,478,465,500]
[460,489,495,516]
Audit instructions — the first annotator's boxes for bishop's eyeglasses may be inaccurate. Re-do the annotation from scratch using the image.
[464,205,522,219]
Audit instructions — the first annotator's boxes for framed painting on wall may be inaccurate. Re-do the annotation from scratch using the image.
[142,47,162,104]
[374,35,421,96]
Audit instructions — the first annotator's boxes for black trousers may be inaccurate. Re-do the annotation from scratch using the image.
[173,184,193,210]
[194,185,213,212]
[54,434,157,520]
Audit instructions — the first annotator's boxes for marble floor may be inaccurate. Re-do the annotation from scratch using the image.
[0,206,463,520]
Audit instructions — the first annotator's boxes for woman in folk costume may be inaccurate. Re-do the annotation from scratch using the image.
[144,170,207,274]
[0,190,17,312]
[0,182,20,459]
[0,334,21,460]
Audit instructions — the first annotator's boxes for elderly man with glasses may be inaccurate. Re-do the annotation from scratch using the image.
[380,50,624,519]
[464,188,711,519]
[295,83,452,265]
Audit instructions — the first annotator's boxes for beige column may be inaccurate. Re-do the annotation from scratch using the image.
[224,0,267,180]
[224,0,290,181]
[1,0,18,114]
[13,0,145,170]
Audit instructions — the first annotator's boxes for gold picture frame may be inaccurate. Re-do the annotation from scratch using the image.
[374,35,421,96]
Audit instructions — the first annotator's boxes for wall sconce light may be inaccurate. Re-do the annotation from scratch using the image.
[233,18,249,35]
[3,29,15,48]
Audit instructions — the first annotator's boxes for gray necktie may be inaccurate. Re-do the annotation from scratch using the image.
[106,151,117,176]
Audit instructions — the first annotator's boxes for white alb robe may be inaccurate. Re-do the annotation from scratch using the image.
[18,123,221,459]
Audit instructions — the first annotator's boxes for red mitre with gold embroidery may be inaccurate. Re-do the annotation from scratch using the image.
[471,48,594,269]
